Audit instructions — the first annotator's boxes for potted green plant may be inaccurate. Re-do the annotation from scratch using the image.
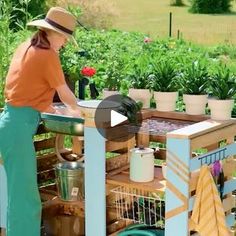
[150,60,179,112]
[59,44,88,100]
[128,56,152,108]
[208,67,236,120]
[98,56,126,98]
[179,61,209,115]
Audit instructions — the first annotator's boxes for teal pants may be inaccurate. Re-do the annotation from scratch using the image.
[0,164,7,228]
[0,104,41,236]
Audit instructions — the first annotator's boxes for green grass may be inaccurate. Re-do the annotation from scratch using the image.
[111,0,236,45]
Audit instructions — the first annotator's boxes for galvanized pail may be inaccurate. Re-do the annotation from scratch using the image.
[55,161,84,201]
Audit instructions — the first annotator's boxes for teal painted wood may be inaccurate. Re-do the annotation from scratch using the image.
[189,142,236,210]
[165,138,191,236]
[0,164,7,228]
[84,127,106,236]
[190,143,236,172]
[223,178,236,195]
[226,213,235,227]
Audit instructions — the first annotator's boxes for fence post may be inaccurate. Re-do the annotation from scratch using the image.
[169,12,172,37]
[177,29,180,39]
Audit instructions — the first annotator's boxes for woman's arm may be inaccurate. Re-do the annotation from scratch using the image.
[55,84,81,116]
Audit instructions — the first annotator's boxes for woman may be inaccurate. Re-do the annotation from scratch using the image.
[0,7,80,236]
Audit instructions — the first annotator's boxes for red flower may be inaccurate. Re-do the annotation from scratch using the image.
[81,66,96,77]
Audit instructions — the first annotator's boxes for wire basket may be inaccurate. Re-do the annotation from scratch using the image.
[111,186,165,227]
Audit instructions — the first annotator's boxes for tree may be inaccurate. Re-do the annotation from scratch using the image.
[170,0,184,6]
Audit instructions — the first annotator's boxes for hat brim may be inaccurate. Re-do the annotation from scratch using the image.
[27,19,78,47]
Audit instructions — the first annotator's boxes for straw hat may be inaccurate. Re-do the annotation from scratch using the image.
[27,7,78,45]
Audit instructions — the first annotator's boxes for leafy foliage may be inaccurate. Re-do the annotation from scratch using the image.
[0,1,30,107]
[9,0,47,30]
[209,66,236,99]
[178,61,209,95]
[127,55,152,90]
[189,0,233,14]
[149,60,178,92]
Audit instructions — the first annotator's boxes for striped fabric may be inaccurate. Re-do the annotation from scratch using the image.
[190,165,230,236]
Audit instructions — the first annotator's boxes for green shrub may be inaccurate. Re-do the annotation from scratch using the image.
[0,1,30,107]
[189,0,232,14]
[149,59,179,92]
[127,55,152,90]
[208,44,236,60]
[178,61,209,95]
[209,66,236,99]
[170,0,184,6]
[9,0,47,30]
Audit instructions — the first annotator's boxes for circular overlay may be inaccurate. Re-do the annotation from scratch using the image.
[94,94,142,142]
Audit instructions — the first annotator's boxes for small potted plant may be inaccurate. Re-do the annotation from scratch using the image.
[99,55,126,99]
[150,59,179,112]
[80,66,98,99]
[128,56,152,108]
[59,44,89,100]
[179,61,209,115]
[208,67,236,120]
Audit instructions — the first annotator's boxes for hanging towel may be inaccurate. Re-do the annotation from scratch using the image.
[190,165,230,236]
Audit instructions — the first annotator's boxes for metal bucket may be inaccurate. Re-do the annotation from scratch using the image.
[55,161,84,201]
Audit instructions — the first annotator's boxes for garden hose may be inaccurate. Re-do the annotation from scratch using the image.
[118,230,159,236]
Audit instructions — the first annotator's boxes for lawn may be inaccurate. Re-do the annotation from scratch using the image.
[111,0,236,45]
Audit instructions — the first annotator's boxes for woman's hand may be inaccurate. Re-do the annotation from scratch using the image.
[54,106,81,117]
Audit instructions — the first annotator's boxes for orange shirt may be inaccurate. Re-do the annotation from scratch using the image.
[4,41,65,112]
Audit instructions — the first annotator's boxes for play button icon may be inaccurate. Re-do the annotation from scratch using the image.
[94,94,142,142]
[111,110,128,127]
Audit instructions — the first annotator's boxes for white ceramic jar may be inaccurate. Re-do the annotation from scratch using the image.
[129,147,154,182]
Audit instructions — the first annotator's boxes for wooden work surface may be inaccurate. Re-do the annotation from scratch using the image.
[131,110,205,144]
[134,109,208,138]
[138,110,236,148]
[140,109,209,122]
[167,119,236,139]
[106,166,166,193]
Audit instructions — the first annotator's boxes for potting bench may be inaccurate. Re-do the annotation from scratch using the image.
[106,110,236,235]
[39,107,236,235]
[2,107,234,236]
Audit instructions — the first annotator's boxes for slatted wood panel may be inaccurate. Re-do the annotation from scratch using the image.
[35,137,56,152]
[35,123,58,186]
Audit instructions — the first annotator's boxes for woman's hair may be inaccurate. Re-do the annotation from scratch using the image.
[30,29,50,49]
